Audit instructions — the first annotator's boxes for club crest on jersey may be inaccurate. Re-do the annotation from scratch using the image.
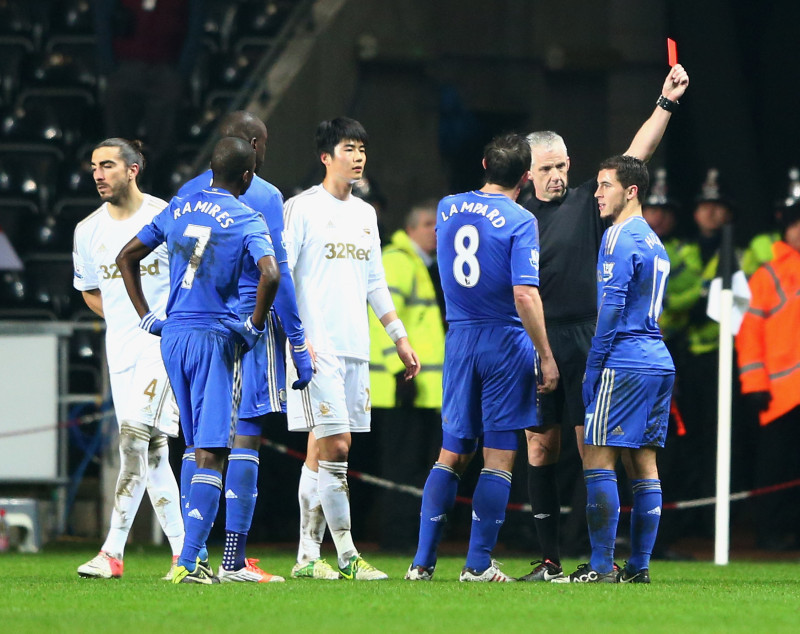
[319,401,332,416]
[601,262,615,282]
[529,249,539,268]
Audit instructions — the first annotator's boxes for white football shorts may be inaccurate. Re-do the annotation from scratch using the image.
[286,351,371,439]
[108,338,179,437]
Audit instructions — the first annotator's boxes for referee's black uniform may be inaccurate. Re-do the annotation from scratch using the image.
[524,177,609,558]
[525,177,609,429]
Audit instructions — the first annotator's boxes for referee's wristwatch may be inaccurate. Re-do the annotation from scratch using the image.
[656,95,678,113]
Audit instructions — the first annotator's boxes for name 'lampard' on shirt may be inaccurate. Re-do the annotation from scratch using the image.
[173,199,235,228]
[440,201,507,228]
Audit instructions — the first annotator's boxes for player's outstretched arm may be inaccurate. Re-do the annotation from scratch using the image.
[116,236,154,318]
[624,64,689,161]
[513,284,558,393]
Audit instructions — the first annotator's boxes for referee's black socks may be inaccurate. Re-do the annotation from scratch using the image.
[527,463,561,565]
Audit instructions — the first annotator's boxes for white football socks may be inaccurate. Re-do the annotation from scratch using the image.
[297,463,327,563]
[146,435,184,556]
[102,423,150,558]
[317,460,357,568]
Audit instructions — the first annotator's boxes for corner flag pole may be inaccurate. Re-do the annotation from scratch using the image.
[714,223,734,565]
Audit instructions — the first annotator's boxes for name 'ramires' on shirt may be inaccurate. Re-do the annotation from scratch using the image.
[137,187,274,322]
[171,197,238,228]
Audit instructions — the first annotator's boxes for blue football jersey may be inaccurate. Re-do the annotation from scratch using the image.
[587,215,674,372]
[178,170,285,313]
[137,187,274,323]
[436,190,540,326]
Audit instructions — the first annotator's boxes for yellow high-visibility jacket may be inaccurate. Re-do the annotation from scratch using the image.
[664,241,740,355]
[369,230,445,409]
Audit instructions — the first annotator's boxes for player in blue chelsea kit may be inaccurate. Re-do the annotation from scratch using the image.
[406,133,559,582]
[178,112,312,582]
[117,137,280,584]
[556,155,675,584]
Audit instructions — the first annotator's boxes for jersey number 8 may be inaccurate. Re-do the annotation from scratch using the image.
[453,224,480,288]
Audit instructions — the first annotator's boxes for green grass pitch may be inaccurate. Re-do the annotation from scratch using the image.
[4,545,800,633]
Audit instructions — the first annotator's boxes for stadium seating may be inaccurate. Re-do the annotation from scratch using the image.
[22,251,77,317]
[0,199,38,256]
[0,0,303,316]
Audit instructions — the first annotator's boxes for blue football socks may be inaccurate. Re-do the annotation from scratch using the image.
[180,449,197,527]
[222,448,259,570]
[412,463,459,569]
[629,479,662,573]
[465,468,512,572]
[585,468,619,574]
[179,468,223,571]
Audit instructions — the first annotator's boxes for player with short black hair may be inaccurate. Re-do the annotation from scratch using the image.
[555,156,674,583]
[406,133,558,583]
[177,112,312,583]
[520,64,689,582]
[284,117,420,581]
[116,135,280,584]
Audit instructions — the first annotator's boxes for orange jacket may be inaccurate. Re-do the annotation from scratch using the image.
[736,241,800,425]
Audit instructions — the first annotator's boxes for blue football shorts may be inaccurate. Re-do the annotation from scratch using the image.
[160,322,242,449]
[237,310,287,434]
[441,324,540,441]
[584,369,674,448]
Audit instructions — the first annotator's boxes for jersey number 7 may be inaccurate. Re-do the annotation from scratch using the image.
[181,224,212,289]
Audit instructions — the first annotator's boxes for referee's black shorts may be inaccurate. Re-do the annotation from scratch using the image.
[537,318,595,428]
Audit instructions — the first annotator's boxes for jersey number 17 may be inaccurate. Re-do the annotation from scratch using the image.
[648,254,670,323]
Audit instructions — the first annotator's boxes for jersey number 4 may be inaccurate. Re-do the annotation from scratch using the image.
[453,224,480,288]
[181,224,212,289]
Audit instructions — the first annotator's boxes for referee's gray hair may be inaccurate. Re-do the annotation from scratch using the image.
[526,131,568,166]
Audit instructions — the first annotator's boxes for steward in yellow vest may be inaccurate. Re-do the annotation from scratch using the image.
[369,221,445,409]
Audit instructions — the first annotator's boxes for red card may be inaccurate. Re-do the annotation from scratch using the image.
[667,38,678,66]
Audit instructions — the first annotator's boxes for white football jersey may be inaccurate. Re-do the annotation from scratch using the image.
[283,185,388,360]
[73,194,170,373]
